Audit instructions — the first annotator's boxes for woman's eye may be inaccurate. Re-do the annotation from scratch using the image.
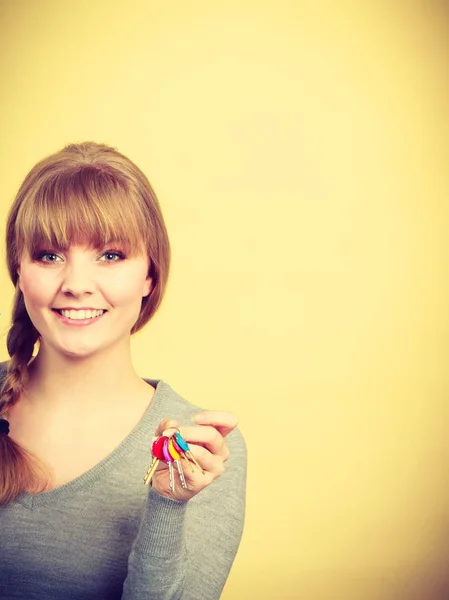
[99,251,126,262]
[35,251,63,263]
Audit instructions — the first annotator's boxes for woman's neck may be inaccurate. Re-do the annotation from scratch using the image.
[26,343,145,409]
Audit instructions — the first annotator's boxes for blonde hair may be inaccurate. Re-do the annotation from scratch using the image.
[0,142,170,504]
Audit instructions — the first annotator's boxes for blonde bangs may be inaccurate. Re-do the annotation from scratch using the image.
[15,166,149,258]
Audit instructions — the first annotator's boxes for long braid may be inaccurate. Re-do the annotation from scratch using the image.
[1,291,38,412]
[0,290,48,505]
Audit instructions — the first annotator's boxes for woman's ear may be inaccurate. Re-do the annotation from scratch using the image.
[142,276,153,298]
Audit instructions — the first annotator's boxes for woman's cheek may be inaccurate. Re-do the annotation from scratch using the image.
[19,269,52,303]
[101,276,148,305]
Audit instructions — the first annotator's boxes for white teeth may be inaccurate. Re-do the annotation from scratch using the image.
[60,309,104,320]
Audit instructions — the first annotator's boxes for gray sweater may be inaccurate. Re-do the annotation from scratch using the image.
[0,371,247,600]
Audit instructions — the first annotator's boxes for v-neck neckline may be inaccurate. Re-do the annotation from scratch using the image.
[15,379,169,510]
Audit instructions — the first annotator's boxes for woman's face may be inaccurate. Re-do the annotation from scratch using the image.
[17,244,152,359]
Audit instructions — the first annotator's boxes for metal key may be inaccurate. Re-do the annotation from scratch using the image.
[162,437,175,492]
[143,436,168,485]
[168,437,188,488]
[143,456,158,485]
[174,432,205,475]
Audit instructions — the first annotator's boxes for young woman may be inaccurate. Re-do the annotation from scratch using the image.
[0,142,246,599]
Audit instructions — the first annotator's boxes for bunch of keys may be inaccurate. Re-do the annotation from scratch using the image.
[143,431,205,491]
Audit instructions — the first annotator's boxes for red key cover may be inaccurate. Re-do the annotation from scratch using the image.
[152,436,169,460]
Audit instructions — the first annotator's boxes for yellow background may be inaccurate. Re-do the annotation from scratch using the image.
[1,2,449,598]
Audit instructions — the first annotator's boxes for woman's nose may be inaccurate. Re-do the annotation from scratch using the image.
[60,262,96,297]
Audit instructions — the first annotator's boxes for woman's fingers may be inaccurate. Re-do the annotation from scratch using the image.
[192,411,238,438]
[179,424,228,458]
[153,418,179,438]
[184,442,227,476]
[157,411,237,462]
[179,410,237,459]
[154,411,237,442]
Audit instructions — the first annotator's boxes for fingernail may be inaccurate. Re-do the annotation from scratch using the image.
[192,413,206,423]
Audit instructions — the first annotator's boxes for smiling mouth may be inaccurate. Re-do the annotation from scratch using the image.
[53,309,106,320]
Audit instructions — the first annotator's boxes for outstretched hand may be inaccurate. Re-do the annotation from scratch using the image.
[149,411,237,502]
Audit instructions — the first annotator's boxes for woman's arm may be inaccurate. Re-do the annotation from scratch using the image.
[122,415,247,600]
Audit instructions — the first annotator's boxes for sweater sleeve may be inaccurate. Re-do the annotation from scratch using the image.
[121,427,247,600]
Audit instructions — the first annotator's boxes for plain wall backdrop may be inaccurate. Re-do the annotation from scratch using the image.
[1,1,449,598]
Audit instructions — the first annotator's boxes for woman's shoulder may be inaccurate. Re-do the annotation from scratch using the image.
[145,379,204,423]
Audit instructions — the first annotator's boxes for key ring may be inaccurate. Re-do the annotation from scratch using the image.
[143,429,204,488]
